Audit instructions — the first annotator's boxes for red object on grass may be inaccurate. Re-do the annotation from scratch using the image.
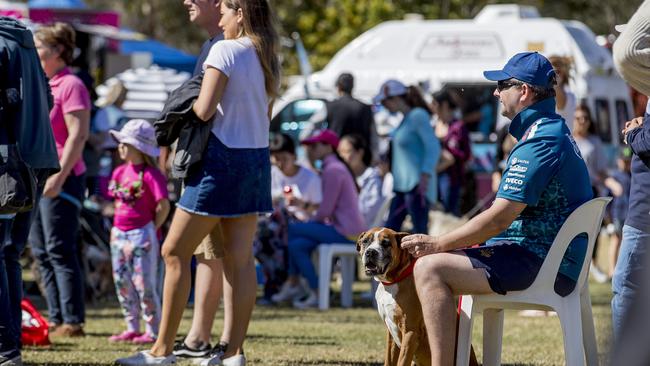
[21,298,51,346]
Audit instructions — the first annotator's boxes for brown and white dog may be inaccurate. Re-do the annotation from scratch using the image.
[357,227,478,366]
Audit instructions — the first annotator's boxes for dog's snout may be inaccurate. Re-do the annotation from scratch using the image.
[365,248,380,260]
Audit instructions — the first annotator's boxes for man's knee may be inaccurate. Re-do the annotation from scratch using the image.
[413,254,447,287]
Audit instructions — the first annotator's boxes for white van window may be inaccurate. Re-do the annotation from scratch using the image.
[271,99,326,141]
[418,34,504,60]
[594,99,612,143]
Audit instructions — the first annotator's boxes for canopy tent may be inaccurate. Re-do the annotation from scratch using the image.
[28,0,86,8]
[121,39,197,74]
[96,66,191,120]
[13,0,197,73]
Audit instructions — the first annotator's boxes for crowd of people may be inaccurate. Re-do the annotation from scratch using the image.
[1,0,650,365]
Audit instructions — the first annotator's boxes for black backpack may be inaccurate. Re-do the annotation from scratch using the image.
[0,48,37,214]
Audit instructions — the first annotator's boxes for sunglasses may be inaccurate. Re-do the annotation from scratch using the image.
[496,80,523,92]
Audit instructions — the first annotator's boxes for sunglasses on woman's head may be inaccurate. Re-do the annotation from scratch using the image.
[496,80,523,92]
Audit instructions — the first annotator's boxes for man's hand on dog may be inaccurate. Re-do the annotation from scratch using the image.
[401,234,441,257]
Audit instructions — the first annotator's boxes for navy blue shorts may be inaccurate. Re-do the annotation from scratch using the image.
[463,242,576,296]
[178,134,272,217]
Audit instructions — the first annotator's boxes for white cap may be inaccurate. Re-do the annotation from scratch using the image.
[109,119,160,157]
[373,79,408,105]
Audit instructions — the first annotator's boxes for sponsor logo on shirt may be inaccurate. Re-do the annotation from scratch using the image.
[504,177,524,186]
[507,172,526,178]
[502,184,522,192]
[511,157,530,165]
[509,165,528,173]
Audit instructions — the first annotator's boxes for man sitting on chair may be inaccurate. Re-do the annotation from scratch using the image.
[401,52,593,366]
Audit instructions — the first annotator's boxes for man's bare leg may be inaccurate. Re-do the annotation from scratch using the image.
[413,251,493,366]
[185,257,223,347]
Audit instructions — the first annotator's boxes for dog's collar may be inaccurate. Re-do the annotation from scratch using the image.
[381,258,417,286]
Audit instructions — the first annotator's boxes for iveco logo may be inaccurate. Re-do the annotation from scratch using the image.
[505,177,523,185]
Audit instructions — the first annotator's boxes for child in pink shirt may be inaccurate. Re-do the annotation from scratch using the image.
[107,119,170,344]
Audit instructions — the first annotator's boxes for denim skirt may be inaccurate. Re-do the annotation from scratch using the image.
[177,134,272,217]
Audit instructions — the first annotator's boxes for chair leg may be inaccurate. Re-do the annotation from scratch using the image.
[580,285,599,366]
[456,295,475,366]
[340,255,354,308]
[318,247,332,311]
[482,309,504,366]
[558,301,586,366]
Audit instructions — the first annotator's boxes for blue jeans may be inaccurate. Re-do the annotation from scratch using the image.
[287,222,351,290]
[0,169,49,358]
[612,225,650,340]
[438,172,461,217]
[29,174,85,325]
[385,188,429,234]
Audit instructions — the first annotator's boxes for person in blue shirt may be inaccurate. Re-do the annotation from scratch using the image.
[400,52,593,365]
[375,79,440,234]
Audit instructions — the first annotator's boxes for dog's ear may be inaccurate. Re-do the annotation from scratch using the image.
[356,231,367,252]
[395,232,410,246]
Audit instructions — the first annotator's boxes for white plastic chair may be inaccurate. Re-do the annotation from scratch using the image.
[456,197,611,366]
[316,194,395,311]
[317,244,357,310]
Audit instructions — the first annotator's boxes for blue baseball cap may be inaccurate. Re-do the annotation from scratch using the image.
[483,52,556,88]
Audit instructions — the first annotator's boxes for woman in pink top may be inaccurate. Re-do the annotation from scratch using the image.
[271,130,366,309]
[30,23,90,337]
[107,119,170,345]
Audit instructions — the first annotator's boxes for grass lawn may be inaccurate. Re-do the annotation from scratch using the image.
[22,279,613,366]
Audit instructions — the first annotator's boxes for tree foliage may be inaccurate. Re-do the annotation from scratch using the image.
[83,0,640,76]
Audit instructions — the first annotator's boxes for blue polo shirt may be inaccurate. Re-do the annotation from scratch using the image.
[390,107,440,204]
[487,98,593,281]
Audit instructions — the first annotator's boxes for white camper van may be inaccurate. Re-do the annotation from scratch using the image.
[274,4,631,143]
[272,3,633,201]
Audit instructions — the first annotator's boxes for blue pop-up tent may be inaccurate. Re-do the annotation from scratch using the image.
[28,0,87,8]
[26,0,197,73]
[120,39,197,74]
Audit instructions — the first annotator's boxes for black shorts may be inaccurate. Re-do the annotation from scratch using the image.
[463,241,576,296]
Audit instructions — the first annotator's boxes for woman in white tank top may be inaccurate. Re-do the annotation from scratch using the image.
[116,1,280,365]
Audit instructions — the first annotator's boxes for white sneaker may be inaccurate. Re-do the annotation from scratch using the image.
[198,355,222,366]
[116,351,176,365]
[222,355,246,366]
[293,290,318,309]
[271,282,305,303]
[200,354,246,366]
